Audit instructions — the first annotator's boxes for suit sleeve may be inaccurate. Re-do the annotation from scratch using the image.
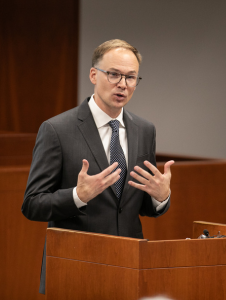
[21,121,84,221]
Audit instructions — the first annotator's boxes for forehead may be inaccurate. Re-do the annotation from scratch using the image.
[99,48,139,73]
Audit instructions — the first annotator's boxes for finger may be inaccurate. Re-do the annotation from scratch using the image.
[101,162,119,178]
[104,168,121,186]
[133,166,152,180]
[80,159,89,174]
[164,160,175,175]
[130,170,149,185]
[128,180,146,191]
[143,160,160,176]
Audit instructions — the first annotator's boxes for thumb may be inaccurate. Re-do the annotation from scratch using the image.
[81,159,89,174]
[164,160,175,175]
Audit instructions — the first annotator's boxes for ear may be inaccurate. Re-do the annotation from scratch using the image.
[89,67,97,85]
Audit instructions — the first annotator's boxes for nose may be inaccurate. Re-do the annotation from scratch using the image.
[117,75,127,88]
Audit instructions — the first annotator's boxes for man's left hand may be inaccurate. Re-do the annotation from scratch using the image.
[128,160,175,202]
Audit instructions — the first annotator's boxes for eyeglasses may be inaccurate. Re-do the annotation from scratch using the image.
[95,67,142,87]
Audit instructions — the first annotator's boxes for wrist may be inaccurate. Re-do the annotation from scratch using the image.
[157,189,171,202]
[73,187,88,207]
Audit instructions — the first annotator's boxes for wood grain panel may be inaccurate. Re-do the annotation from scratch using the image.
[0,167,47,300]
[47,228,145,269]
[0,133,36,165]
[141,160,226,241]
[0,0,79,133]
[139,265,226,300]
[46,257,139,300]
[46,229,226,300]
[47,229,226,269]
[139,238,226,269]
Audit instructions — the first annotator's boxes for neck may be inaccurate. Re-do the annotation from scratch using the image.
[93,95,122,119]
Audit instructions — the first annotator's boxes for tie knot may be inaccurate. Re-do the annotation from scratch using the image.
[109,120,120,132]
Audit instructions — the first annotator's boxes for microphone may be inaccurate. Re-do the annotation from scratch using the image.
[203,229,209,237]
[198,229,210,239]
[198,229,226,239]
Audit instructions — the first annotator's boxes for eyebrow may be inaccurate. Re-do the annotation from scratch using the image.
[108,68,137,75]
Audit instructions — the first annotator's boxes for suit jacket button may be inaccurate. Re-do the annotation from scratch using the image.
[118,207,122,213]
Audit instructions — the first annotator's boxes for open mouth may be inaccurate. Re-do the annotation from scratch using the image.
[114,93,125,99]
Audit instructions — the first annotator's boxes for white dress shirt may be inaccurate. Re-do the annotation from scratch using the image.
[73,95,169,211]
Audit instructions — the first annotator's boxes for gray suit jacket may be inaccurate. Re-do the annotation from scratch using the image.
[22,97,170,294]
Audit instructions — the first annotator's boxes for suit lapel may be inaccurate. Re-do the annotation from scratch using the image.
[120,110,138,205]
[77,99,109,172]
[77,99,118,200]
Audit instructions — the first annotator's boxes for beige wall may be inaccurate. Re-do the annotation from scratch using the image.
[79,0,226,159]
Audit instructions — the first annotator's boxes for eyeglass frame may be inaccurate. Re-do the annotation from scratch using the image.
[94,67,142,87]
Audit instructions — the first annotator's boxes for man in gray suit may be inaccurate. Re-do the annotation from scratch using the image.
[22,39,174,294]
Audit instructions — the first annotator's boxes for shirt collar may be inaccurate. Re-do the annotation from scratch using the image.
[88,94,125,129]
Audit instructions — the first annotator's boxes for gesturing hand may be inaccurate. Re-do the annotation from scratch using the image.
[128,160,175,202]
[76,159,121,203]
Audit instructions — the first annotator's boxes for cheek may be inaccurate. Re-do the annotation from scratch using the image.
[97,80,111,94]
[127,88,135,99]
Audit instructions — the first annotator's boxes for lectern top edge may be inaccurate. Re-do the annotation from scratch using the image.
[47,227,146,242]
[194,220,226,226]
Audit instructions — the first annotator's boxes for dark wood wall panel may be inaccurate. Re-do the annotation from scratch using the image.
[0,0,79,133]
[0,167,47,300]
[141,161,226,241]
[0,133,36,165]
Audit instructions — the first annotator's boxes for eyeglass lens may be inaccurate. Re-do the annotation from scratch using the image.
[107,72,139,87]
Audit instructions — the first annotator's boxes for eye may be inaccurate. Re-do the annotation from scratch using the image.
[109,72,120,78]
[127,75,137,81]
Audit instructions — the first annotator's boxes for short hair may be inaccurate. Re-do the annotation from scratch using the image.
[92,39,142,67]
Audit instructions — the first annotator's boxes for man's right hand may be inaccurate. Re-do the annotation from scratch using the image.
[76,159,121,203]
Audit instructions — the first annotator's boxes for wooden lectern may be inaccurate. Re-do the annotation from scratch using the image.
[46,227,226,300]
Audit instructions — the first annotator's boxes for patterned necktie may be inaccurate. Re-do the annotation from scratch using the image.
[109,120,127,200]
